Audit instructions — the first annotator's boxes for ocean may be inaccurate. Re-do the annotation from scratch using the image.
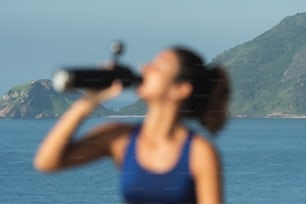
[1,118,306,203]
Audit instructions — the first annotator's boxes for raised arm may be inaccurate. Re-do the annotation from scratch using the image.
[33,81,126,173]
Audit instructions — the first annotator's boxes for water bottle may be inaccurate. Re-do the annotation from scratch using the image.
[52,65,142,92]
[52,41,142,92]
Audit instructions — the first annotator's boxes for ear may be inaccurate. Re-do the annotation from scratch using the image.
[170,82,193,100]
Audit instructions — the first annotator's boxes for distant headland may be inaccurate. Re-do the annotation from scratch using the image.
[1,13,306,119]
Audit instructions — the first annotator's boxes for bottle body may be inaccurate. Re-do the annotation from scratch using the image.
[52,66,142,92]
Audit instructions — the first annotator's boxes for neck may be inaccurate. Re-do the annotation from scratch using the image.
[141,100,181,143]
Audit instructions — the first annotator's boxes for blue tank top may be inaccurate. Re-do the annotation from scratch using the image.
[121,125,197,204]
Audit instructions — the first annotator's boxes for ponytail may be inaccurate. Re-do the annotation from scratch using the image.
[172,46,231,135]
[201,66,230,134]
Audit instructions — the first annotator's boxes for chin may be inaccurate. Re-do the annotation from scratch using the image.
[136,85,144,97]
[136,88,152,102]
[137,90,149,101]
[136,89,144,100]
[136,83,164,102]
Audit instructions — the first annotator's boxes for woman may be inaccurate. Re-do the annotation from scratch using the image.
[34,46,230,204]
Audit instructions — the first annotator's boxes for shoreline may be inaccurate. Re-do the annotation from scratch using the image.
[226,115,306,119]
[107,115,147,118]
[1,114,306,120]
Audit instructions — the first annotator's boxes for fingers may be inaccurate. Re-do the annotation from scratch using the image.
[103,80,123,100]
[97,61,116,70]
[84,80,123,104]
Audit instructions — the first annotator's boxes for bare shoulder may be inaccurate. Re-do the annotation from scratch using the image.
[191,134,219,156]
[190,134,221,176]
[189,134,223,203]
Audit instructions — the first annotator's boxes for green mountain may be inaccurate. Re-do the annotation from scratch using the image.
[118,13,306,117]
[2,13,306,118]
[212,12,306,117]
[116,99,147,116]
[0,79,111,118]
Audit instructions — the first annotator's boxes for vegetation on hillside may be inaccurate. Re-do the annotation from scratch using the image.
[212,12,306,117]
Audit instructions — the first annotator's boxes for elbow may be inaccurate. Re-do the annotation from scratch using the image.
[33,156,60,173]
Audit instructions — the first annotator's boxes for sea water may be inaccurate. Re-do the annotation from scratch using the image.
[0,118,306,204]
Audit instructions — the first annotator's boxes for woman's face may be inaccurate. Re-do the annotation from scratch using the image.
[137,50,181,101]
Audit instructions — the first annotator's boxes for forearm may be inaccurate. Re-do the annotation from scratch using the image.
[34,81,122,172]
[33,97,98,172]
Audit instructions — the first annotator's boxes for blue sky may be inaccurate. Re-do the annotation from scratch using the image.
[1,0,306,107]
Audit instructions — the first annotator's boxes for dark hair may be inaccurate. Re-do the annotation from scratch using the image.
[171,46,231,134]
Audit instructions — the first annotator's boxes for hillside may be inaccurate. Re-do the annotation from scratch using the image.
[2,13,306,118]
[117,13,306,117]
[212,12,306,117]
[0,79,111,118]
[116,99,147,116]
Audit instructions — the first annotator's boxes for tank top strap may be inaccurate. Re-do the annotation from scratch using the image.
[178,129,194,173]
